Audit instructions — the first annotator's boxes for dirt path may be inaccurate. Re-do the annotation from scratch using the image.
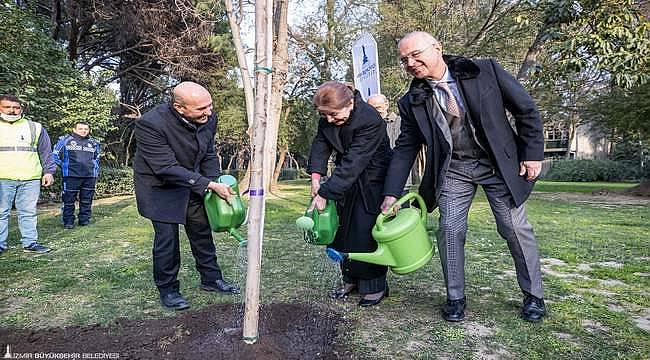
[37,195,134,214]
[532,191,650,206]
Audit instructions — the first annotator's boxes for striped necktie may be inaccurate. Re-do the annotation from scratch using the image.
[436,82,461,118]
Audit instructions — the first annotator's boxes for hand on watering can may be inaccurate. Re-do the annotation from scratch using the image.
[310,174,321,198]
[207,181,234,204]
[309,194,327,212]
[380,196,399,215]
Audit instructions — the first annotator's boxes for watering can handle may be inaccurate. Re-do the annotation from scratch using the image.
[375,192,427,231]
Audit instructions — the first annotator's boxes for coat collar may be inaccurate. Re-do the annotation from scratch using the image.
[407,55,482,128]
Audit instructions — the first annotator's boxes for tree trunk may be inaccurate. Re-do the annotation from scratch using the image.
[566,112,578,159]
[263,0,289,192]
[224,0,255,129]
[272,146,288,189]
[224,0,256,193]
[243,0,272,345]
[624,179,650,196]
[517,27,547,81]
[271,101,293,188]
[287,152,299,169]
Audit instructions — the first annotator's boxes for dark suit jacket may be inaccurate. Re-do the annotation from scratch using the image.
[308,91,392,214]
[133,103,220,224]
[384,56,544,211]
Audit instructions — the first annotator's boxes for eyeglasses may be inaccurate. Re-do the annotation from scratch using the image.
[399,44,435,65]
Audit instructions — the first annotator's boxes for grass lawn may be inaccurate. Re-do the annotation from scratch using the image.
[1,181,648,359]
[533,181,638,193]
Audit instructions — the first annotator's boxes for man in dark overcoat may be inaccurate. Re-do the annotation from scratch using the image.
[133,81,240,311]
[381,31,546,322]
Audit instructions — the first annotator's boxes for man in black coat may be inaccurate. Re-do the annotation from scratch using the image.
[382,32,546,322]
[134,81,240,311]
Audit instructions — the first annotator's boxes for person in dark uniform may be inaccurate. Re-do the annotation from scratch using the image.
[308,81,392,307]
[133,81,240,311]
[52,122,101,229]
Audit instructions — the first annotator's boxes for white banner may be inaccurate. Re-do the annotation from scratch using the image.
[351,32,380,101]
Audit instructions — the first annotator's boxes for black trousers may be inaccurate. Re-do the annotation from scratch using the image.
[152,193,223,296]
[62,176,96,225]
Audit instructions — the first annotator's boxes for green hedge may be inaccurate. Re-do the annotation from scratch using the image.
[41,167,134,202]
[278,168,309,180]
[94,167,134,197]
[222,168,309,181]
[543,159,645,182]
[40,166,311,203]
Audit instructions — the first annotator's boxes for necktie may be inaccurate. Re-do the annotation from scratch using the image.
[436,82,461,118]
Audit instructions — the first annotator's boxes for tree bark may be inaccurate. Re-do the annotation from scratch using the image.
[224,0,257,193]
[272,146,288,188]
[224,0,255,129]
[517,27,547,81]
[243,0,272,345]
[271,101,293,188]
[263,0,289,192]
[624,179,650,196]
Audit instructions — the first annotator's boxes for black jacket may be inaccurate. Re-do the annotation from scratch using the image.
[133,103,220,224]
[308,91,392,214]
[384,56,544,211]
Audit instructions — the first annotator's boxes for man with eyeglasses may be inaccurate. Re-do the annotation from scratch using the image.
[381,31,546,323]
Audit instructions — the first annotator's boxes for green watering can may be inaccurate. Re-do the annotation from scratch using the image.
[204,174,246,246]
[295,200,339,245]
[326,192,433,274]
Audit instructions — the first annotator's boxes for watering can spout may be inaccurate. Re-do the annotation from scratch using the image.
[325,246,396,267]
[347,245,397,267]
[229,228,247,247]
[296,201,338,245]
[327,193,435,274]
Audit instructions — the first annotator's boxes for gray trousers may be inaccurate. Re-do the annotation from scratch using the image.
[437,159,544,300]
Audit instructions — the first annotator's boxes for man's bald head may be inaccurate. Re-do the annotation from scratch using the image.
[172,82,213,124]
[397,31,439,49]
[172,82,210,105]
[367,94,389,118]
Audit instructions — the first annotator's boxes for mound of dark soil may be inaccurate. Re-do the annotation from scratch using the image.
[0,303,351,359]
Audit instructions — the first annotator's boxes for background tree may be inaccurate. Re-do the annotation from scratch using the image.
[0,2,116,147]
[373,0,536,104]
[589,82,650,194]
[16,0,240,166]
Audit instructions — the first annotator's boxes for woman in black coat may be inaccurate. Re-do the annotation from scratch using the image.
[307,81,392,307]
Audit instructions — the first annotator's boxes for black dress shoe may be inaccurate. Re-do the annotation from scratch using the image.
[160,292,190,311]
[330,284,357,299]
[442,297,466,322]
[358,287,389,307]
[200,279,241,294]
[522,293,546,322]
